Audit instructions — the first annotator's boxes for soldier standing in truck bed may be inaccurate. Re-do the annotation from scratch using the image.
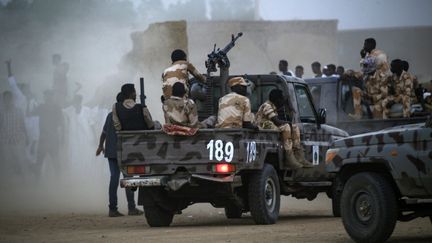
[162,49,207,100]
[382,59,414,119]
[255,89,312,169]
[216,77,257,130]
[349,38,390,119]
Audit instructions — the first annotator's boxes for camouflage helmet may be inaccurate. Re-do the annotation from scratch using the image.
[190,82,207,101]
[361,56,377,74]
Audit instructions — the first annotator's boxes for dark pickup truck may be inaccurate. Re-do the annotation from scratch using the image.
[118,74,348,227]
[326,121,432,242]
[305,77,428,135]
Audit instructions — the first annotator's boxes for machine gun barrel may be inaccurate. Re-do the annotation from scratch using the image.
[205,32,243,75]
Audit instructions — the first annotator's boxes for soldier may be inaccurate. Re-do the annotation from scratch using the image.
[162,49,206,100]
[215,77,257,130]
[163,82,200,128]
[112,83,154,131]
[361,38,389,74]
[97,92,143,217]
[349,38,390,119]
[255,89,312,169]
[382,59,413,119]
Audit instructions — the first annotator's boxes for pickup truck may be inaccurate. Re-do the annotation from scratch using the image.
[325,121,432,242]
[305,76,429,135]
[118,74,348,226]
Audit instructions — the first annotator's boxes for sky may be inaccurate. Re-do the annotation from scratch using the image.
[260,0,432,30]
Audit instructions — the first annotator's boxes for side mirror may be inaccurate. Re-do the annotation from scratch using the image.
[318,108,326,125]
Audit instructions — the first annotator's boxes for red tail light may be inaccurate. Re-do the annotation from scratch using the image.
[127,165,146,174]
[212,163,236,173]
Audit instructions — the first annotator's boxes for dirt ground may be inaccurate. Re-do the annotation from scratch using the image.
[0,194,431,243]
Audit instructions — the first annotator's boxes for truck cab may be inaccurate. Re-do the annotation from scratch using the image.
[305,76,429,135]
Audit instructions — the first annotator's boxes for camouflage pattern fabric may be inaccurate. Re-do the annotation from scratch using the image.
[382,70,414,118]
[216,92,254,128]
[361,49,390,74]
[163,96,200,128]
[255,100,278,128]
[350,71,389,119]
[255,100,301,151]
[162,60,206,99]
[162,124,198,136]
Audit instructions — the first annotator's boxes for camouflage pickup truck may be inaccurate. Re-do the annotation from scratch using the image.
[118,74,348,227]
[326,121,432,243]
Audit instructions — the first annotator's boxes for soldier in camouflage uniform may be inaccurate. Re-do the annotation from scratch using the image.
[216,77,257,130]
[255,89,312,169]
[162,49,207,100]
[349,38,390,119]
[382,59,414,119]
[163,82,201,128]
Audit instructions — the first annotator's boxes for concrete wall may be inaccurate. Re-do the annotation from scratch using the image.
[338,26,432,84]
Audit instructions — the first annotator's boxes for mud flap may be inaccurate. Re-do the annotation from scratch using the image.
[138,187,178,212]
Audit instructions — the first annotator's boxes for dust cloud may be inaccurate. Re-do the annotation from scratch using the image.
[0,0,256,215]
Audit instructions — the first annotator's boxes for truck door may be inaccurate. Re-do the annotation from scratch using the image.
[418,127,432,194]
[292,84,330,167]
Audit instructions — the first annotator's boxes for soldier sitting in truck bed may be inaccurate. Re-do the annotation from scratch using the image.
[255,89,312,169]
[163,82,201,128]
[215,77,257,130]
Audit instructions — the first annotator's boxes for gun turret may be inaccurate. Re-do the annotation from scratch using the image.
[205,32,243,95]
[205,32,242,76]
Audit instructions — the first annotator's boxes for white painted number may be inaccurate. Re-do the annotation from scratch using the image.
[207,140,234,162]
[312,145,319,165]
[246,141,257,163]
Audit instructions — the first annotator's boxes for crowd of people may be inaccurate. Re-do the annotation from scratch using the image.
[274,38,432,119]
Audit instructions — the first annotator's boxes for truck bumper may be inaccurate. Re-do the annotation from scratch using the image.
[120,174,237,191]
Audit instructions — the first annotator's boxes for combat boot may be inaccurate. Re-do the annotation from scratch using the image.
[284,150,303,169]
[293,147,313,168]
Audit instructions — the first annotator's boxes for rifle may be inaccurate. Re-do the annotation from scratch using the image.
[205,32,243,76]
[139,77,146,106]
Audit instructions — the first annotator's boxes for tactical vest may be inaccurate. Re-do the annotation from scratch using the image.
[116,103,148,130]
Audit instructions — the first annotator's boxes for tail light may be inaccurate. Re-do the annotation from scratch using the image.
[127,165,146,174]
[212,163,236,173]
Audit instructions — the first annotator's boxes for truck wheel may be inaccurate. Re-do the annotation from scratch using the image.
[248,163,280,224]
[224,204,243,219]
[143,205,174,227]
[341,172,398,243]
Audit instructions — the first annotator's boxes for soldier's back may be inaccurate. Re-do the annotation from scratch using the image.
[216,92,252,128]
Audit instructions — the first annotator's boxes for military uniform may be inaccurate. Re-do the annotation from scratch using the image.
[256,100,301,152]
[162,60,206,99]
[255,100,311,169]
[382,71,413,118]
[216,77,253,128]
[351,50,390,119]
[163,96,200,128]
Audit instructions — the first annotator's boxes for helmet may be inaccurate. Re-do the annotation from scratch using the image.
[190,82,207,101]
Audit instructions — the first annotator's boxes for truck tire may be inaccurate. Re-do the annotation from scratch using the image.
[341,172,398,243]
[224,204,243,219]
[248,163,280,224]
[143,205,174,227]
